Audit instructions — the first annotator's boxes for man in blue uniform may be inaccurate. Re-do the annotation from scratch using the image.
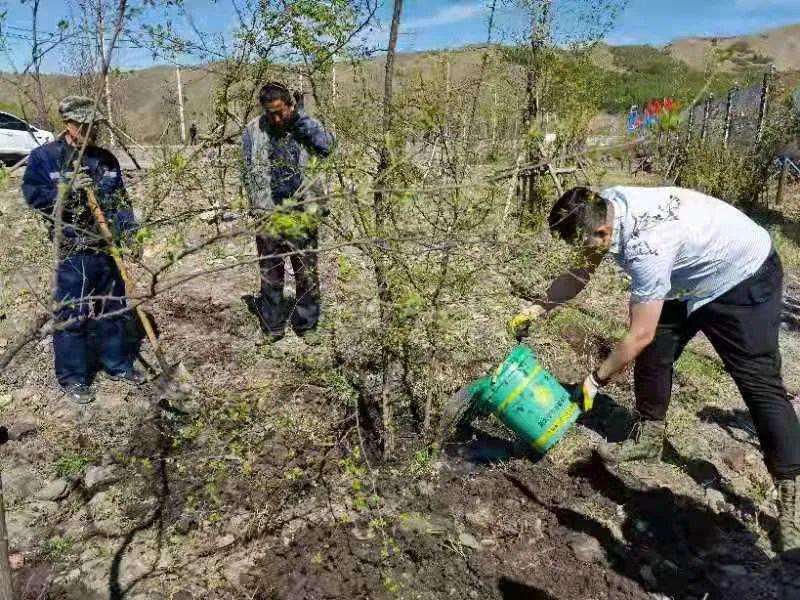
[242,82,335,342]
[22,96,143,403]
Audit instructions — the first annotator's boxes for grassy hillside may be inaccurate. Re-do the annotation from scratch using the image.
[667,24,800,73]
[0,23,795,143]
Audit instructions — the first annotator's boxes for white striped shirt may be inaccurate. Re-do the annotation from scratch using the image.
[601,186,772,313]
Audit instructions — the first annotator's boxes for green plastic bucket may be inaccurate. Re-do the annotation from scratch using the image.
[467,345,579,453]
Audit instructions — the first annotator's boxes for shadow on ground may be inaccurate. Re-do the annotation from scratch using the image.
[697,406,760,448]
[107,406,175,600]
[508,456,779,599]
[497,577,559,600]
[442,422,542,473]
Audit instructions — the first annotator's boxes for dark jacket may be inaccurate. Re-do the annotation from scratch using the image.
[242,110,334,209]
[22,138,136,254]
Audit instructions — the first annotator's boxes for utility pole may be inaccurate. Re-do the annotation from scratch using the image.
[331,54,338,104]
[96,1,115,145]
[175,66,186,144]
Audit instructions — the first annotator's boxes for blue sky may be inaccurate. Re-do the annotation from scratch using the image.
[0,0,798,72]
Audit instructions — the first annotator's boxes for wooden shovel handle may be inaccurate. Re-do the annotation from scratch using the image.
[84,188,165,368]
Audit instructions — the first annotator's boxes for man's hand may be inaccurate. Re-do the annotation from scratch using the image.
[574,372,601,411]
[71,172,94,192]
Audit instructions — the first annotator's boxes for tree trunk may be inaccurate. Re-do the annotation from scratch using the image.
[523,0,550,221]
[30,0,50,129]
[0,470,14,600]
[371,0,404,459]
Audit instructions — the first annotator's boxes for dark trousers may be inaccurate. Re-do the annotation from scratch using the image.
[53,253,135,388]
[634,252,800,479]
[255,230,320,334]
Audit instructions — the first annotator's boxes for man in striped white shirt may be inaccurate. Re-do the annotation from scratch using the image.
[541,185,800,553]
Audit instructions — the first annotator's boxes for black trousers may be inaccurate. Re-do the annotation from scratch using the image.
[255,230,320,335]
[634,252,800,480]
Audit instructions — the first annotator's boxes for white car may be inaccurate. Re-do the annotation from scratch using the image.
[0,111,54,163]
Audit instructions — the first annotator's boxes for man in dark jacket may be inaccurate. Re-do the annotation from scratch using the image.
[22,96,142,403]
[242,82,334,342]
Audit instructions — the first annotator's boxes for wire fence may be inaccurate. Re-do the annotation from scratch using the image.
[686,67,775,146]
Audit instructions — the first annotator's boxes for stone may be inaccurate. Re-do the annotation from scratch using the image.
[720,564,748,577]
[0,394,12,409]
[705,488,726,511]
[640,565,658,588]
[84,465,122,493]
[7,421,38,441]
[35,479,70,501]
[5,510,39,551]
[216,533,235,549]
[29,501,59,516]
[3,465,44,499]
[171,591,194,600]
[459,532,481,550]
[222,557,258,589]
[569,534,605,563]
[88,491,110,511]
[465,505,494,530]
[351,527,375,541]
[55,508,89,539]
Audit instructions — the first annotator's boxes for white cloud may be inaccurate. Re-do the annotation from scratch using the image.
[403,3,486,30]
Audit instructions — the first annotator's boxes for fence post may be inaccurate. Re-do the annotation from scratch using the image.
[723,84,737,148]
[777,156,789,206]
[700,94,713,142]
[686,102,695,143]
[756,64,775,144]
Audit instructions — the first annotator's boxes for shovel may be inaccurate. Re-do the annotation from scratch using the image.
[84,187,194,412]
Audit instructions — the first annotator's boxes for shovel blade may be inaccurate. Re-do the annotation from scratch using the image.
[153,362,198,415]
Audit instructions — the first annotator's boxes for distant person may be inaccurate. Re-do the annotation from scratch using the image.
[189,121,198,146]
[241,81,334,343]
[528,185,800,554]
[21,96,143,403]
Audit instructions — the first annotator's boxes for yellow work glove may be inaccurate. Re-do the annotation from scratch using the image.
[575,372,602,412]
[507,305,547,341]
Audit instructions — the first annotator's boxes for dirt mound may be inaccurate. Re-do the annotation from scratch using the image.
[257,460,649,600]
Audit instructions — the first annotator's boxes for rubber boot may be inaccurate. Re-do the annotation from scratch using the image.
[597,419,665,465]
[777,476,800,554]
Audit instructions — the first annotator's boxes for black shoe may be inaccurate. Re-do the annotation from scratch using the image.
[63,384,95,404]
[243,294,286,340]
[295,326,321,346]
[256,331,285,346]
[107,368,147,385]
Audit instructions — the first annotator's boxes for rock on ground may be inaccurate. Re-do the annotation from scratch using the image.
[35,478,70,501]
[83,465,122,494]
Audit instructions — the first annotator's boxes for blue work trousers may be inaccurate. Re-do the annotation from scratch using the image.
[53,252,134,387]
